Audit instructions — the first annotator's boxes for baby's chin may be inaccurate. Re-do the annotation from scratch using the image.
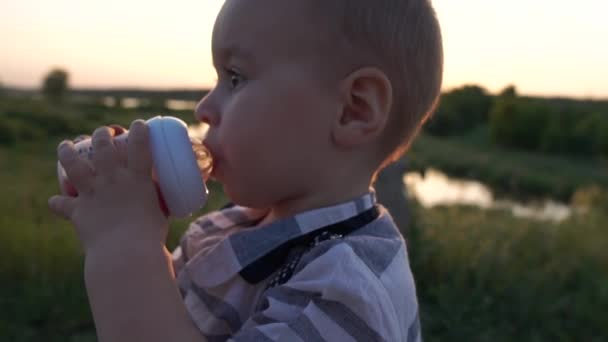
[223,186,263,209]
[221,181,278,210]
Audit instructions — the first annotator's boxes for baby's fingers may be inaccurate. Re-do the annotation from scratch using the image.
[48,195,77,220]
[73,134,90,144]
[91,126,120,176]
[108,124,127,136]
[127,120,153,176]
[58,141,95,194]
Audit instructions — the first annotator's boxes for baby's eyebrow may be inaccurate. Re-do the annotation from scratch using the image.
[213,44,255,66]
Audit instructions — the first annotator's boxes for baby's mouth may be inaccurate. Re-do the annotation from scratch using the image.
[190,137,214,181]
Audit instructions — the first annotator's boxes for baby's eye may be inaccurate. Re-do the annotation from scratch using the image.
[231,74,242,89]
[225,68,245,90]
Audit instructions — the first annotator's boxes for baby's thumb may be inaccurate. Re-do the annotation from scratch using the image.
[48,195,76,220]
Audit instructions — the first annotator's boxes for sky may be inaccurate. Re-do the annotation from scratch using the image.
[1,0,607,98]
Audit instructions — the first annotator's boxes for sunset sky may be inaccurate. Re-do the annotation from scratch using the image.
[1,0,607,98]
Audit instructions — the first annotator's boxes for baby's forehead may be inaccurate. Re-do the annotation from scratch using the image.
[215,0,312,33]
[212,0,329,63]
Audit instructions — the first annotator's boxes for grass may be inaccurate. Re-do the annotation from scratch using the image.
[407,202,608,341]
[1,96,606,341]
[0,143,90,341]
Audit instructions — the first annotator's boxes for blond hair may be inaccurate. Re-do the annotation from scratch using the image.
[309,0,444,170]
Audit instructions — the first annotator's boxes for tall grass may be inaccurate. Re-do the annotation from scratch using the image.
[1,96,606,341]
[408,202,608,341]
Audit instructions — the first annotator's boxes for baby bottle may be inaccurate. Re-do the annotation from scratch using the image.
[56,116,212,218]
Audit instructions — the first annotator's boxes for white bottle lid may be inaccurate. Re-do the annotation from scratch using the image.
[146,116,208,218]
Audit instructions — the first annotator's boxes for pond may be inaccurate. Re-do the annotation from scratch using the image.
[403,169,573,222]
[102,97,197,111]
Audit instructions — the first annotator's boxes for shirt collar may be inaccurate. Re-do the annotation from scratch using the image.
[185,191,378,287]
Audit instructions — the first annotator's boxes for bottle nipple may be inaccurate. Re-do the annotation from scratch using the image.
[190,136,213,181]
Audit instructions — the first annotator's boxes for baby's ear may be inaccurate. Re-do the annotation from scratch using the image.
[332,67,392,148]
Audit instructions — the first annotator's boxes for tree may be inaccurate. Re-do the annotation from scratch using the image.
[42,68,69,102]
[425,85,493,136]
[572,112,608,157]
[499,85,517,98]
[489,87,518,146]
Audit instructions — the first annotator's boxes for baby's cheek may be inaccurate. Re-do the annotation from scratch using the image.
[226,132,265,160]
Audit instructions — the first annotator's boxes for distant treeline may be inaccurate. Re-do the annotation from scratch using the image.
[1,84,608,159]
[72,88,210,101]
[425,85,608,158]
[5,87,209,102]
[0,93,197,145]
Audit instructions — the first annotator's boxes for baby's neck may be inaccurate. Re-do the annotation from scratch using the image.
[258,179,371,227]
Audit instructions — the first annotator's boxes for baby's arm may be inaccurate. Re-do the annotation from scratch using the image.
[48,120,206,342]
[84,243,204,341]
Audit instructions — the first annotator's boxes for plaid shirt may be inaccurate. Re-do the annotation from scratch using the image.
[172,192,421,342]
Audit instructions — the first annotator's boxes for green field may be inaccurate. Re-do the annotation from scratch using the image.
[1,95,607,341]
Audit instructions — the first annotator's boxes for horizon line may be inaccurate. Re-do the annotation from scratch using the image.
[4,83,608,101]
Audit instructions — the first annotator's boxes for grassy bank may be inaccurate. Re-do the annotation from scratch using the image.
[408,133,608,202]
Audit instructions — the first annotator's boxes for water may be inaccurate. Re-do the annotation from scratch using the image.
[404,168,573,222]
[166,99,197,111]
[122,98,141,109]
[102,97,197,111]
[102,96,116,107]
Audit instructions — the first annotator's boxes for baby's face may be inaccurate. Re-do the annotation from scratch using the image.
[196,0,339,208]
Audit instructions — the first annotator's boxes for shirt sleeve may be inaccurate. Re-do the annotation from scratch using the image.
[228,241,410,342]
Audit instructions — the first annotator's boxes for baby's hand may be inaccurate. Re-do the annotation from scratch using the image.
[48,120,169,255]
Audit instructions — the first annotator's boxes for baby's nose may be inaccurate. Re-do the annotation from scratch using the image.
[195,97,220,126]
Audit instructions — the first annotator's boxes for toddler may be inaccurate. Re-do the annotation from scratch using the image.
[49,0,443,341]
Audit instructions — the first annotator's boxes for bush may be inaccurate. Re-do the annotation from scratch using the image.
[426,85,493,136]
[488,86,608,158]
[572,113,608,157]
[571,185,608,212]
[488,93,517,146]
[0,97,100,144]
[4,109,82,139]
[489,97,551,150]
[539,111,577,154]
[0,119,18,145]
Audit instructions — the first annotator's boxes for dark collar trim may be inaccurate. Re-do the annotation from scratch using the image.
[239,205,380,284]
